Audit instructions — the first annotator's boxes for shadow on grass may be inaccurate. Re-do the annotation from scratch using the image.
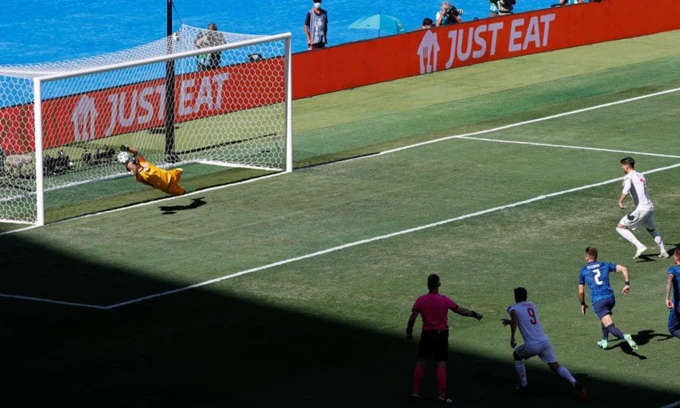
[636,243,680,262]
[604,329,674,360]
[159,197,207,215]
[1,237,679,407]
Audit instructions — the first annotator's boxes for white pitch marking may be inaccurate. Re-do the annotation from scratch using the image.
[456,136,680,159]
[103,162,680,309]
[377,87,680,157]
[3,162,679,309]
[0,293,106,309]
[2,87,678,233]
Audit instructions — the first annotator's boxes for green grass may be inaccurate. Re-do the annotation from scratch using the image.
[2,31,680,407]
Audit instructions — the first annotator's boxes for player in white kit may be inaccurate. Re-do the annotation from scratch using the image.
[616,157,669,259]
[502,287,587,400]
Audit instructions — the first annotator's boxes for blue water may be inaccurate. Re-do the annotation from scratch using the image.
[3,0,550,65]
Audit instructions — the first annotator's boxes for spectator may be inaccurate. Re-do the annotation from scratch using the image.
[489,0,500,17]
[497,0,516,15]
[422,17,434,29]
[435,1,463,27]
[194,23,226,71]
[555,0,585,5]
[304,0,328,50]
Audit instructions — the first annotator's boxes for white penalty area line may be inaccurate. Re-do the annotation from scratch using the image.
[373,86,680,158]
[0,293,107,309]
[455,136,680,159]
[6,161,674,310]
[1,86,678,235]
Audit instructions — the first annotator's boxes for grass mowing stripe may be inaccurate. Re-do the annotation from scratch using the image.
[374,86,680,157]
[102,162,680,309]
[2,85,676,235]
[0,225,40,237]
[456,136,680,159]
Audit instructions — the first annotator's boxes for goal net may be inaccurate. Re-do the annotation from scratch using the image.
[0,25,292,225]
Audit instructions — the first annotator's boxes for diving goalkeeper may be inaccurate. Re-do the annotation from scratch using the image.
[117,145,189,196]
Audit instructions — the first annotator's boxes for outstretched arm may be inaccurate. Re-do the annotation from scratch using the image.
[617,264,630,294]
[667,274,675,309]
[578,284,588,315]
[406,310,419,341]
[121,145,139,155]
[452,306,483,320]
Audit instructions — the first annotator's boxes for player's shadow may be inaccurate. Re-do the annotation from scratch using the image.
[635,329,674,343]
[636,243,679,262]
[606,329,673,359]
[159,197,207,215]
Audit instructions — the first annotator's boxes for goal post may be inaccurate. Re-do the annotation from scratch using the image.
[0,26,293,226]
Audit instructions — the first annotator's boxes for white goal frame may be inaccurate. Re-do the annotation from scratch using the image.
[6,32,292,227]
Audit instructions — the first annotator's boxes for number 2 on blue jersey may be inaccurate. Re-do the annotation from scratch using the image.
[592,268,603,285]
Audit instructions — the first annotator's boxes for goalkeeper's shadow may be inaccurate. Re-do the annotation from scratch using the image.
[158,197,207,215]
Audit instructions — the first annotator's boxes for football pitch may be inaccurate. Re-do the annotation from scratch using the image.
[2,31,680,407]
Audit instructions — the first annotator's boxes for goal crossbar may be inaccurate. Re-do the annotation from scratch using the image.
[39,32,292,82]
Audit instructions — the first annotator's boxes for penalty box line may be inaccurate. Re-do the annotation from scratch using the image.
[374,87,680,158]
[455,136,680,160]
[0,86,678,236]
[2,161,679,310]
[103,161,680,309]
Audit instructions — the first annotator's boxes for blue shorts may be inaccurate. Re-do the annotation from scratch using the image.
[669,308,680,333]
[593,297,615,320]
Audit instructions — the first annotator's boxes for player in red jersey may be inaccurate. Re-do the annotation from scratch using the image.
[406,274,483,403]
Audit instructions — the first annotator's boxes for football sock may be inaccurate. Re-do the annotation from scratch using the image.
[606,324,625,339]
[514,361,528,387]
[436,366,447,398]
[601,324,609,340]
[650,230,666,252]
[616,228,644,248]
[557,366,577,386]
[671,329,680,339]
[412,364,425,394]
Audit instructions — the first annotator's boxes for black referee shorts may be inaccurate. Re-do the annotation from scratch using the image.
[418,329,449,361]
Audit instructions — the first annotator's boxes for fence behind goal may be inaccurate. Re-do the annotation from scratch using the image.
[0,26,292,226]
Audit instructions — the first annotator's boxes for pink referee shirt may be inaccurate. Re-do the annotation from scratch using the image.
[412,293,459,331]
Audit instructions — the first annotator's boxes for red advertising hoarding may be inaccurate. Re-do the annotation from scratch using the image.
[0,59,284,154]
[293,0,680,98]
[1,0,679,154]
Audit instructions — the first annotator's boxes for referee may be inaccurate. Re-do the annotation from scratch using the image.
[406,274,483,403]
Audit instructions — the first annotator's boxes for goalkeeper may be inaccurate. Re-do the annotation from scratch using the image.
[117,145,189,196]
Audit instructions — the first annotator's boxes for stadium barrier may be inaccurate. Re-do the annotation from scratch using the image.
[0,59,283,154]
[1,0,678,154]
[292,0,680,99]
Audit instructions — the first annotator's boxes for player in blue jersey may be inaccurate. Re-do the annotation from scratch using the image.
[578,247,638,350]
[665,250,680,339]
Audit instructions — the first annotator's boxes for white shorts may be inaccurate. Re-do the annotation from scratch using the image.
[619,205,656,231]
[514,340,557,364]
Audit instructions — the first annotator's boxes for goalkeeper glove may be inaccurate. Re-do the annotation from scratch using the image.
[120,144,129,152]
